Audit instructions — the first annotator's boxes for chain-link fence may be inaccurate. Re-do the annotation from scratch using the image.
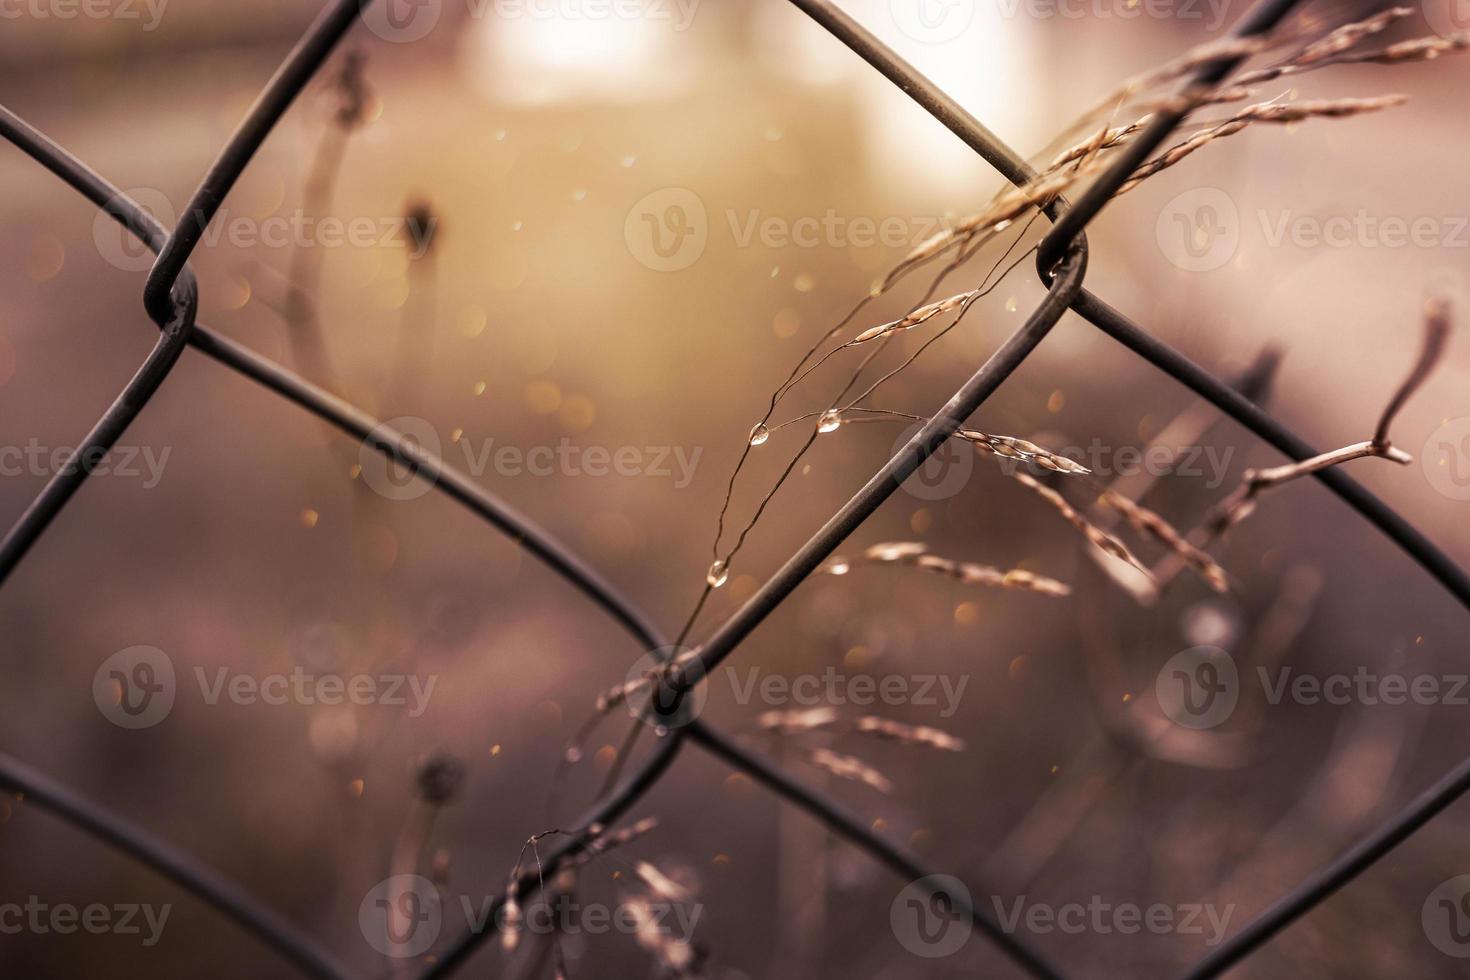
[2,1,1468,978]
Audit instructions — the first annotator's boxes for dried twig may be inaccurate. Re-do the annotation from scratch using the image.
[634,861,693,903]
[573,817,661,866]
[1096,490,1230,594]
[851,290,979,344]
[806,747,894,794]
[1116,95,1409,196]
[1144,297,1454,593]
[705,229,1041,599]
[1080,348,1280,602]
[958,429,1091,475]
[1374,296,1454,447]
[1202,297,1450,542]
[756,707,841,734]
[853,716,966,751]
[1049,85,1255,171]
[280,49,370,396]
[819,541,1072,597]
[1235,13,1470,84]
[756,708,965,752]
[626,895,700,976]
[1012,474,1154,580]
[889,163,1102,284]
[1286,6,1413,67]
[383,751,465,973]
[1070,35,1280,133]
[913,84,1415,292]
[1334,33,1470,66]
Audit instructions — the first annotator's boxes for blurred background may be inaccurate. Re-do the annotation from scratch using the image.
[2,0,1469,977]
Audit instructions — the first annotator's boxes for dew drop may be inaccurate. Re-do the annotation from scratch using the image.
[817,410,842,433]
[748,423,770,446]
[707,559,729,588]
[564,746,583,764]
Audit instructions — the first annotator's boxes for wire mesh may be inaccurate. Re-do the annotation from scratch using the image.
[2,1,1468,978]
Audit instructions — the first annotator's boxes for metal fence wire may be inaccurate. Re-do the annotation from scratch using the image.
[3,1,1469,978]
